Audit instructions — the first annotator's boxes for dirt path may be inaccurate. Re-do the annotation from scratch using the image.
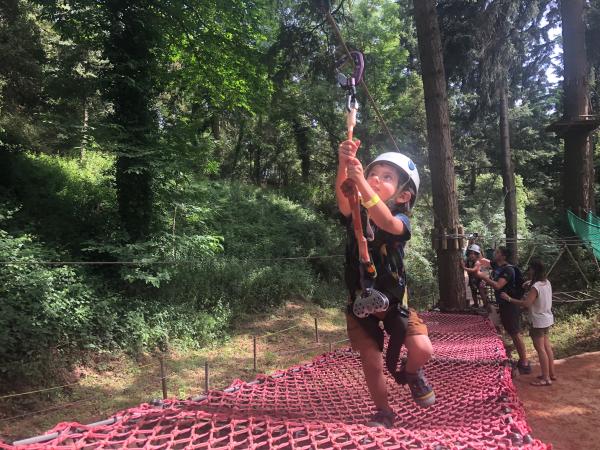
[514,351,600,450]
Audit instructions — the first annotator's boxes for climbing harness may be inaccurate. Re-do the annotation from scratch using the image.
[352,288,389,318]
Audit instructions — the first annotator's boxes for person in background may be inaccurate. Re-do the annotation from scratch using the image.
[461,244,490,308]
[476,247,531,374]
[501,258,555,386]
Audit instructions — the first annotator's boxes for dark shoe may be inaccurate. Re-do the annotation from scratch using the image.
[530,379,552,386]
[405,369,436,408]
[393,368,407,385]
[366,408,395,428]
[517,361,532,375]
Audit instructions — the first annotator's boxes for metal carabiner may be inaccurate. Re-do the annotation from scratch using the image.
[347,90,359,112]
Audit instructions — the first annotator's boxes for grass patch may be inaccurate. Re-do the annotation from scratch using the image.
[0,299,348,442]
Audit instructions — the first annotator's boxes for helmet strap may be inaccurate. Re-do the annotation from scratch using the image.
[391,178,412,210]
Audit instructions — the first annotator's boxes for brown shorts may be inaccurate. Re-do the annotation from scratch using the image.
[346,308,428,352]
[530,326,551,338]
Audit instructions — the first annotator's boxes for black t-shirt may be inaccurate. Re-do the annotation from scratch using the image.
[344,208,410,302]
[492,264,515,306]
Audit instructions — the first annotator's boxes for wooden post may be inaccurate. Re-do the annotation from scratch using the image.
[204,361,209,394]
[159,357,168,400]
[458,225,464,250]
[253,336,257,371]
[452,227,460,250]
[314,318,319,343]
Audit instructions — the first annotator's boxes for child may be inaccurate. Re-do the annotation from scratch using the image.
[336,139,435,429]
[501,258,555,386]
[461,244,491,307]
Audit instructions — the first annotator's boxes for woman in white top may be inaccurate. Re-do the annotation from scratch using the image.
[501,258,556,386]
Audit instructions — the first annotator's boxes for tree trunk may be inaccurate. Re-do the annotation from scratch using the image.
[470,165,477,195]
[226,119,245,180]
[499,83,518,264]
[253,143,262,184]
[413,0,466,310]
[211,114,220,139]
[80,98,89,162]
[561,0,593,217]
[106,0,157,241]
[293,120,310,182]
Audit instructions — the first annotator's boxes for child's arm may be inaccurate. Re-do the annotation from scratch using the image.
[463,264,479,274]
[336,139,361,217]
[346,157,407,236]
[476,270,508,291]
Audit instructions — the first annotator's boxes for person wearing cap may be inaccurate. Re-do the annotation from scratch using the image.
[461,244,491,308]
[336,138,434,429]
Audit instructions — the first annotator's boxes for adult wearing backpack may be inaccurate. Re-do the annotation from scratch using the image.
[475,246,531,374]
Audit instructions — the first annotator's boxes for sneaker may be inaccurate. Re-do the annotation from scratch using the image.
[366,408,395,428]
[517,360,532,375]
[405,369,436,408]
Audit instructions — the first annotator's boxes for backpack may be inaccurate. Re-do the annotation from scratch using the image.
[508,265,526,299]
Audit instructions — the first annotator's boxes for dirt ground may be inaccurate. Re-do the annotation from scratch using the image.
[514,351,600,450]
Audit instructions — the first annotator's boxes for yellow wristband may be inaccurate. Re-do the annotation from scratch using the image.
[361,194,380,209]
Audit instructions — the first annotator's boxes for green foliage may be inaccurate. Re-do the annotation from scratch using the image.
[0,149,347,384]
[548,304,600,359]
[7,150,118,246]
[458,172,531,243]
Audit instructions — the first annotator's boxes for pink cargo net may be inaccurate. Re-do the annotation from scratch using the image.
[5,312,550,449]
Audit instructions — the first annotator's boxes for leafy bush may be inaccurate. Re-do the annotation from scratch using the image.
[548,304,600,359]
[0,152,349,385]
[7,151,118,247]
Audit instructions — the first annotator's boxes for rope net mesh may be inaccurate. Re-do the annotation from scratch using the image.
[3,313,549,449]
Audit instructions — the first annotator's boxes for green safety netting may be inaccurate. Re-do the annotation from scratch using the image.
[588,211,600,227]
[567,210,600,259]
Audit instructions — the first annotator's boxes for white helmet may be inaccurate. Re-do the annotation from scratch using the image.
[366,152,420,207]
[468,244,481,254]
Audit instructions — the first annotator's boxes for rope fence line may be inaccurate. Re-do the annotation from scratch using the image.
[0,379,162,424]
[1,320,351,430]
[0,362,159,402]
[256,324,304,340]
[4,234,599,267]
[0,398,98,424]
[0,382,82,401]
[0,255,345,266]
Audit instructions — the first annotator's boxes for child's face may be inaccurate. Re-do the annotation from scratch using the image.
[366,163,401,202]
[468,251,479,261]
